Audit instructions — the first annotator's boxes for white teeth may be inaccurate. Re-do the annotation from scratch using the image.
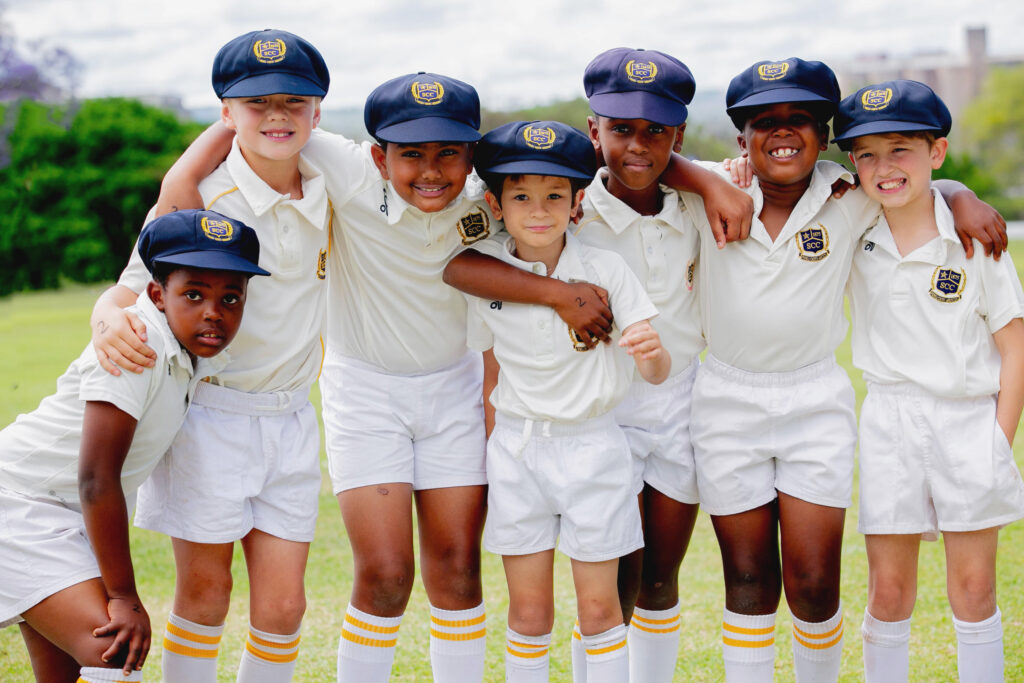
[770,148,798,158]
[879,179,904,190]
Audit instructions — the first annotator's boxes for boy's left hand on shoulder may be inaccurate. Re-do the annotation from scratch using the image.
[94,594,151,675]
[704,166,753,248]
[947,186,1008,260]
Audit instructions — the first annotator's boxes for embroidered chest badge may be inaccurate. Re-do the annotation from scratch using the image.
[685,259,696,291]
[930,267,965,303]
[457,210,490,245]
[795,224,830,262]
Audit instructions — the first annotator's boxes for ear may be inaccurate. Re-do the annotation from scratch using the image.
[673,123,686,154]
[587,116,601,150]
[930,137,949,169]
[147,280,166,312]
[221,101,236,131]
[484,189,502,220]
[311,98,322,130]
[736,133,748,153]
[370,143,389,180]
[571,188,586,221]
[819,124,830,152]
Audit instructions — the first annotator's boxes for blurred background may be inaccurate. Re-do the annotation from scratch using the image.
[0,0,1021,295]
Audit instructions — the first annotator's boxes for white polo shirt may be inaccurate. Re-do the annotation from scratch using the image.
[301,129,497,374]
[848,190,1024,397]
[683,161,879,372]
[0,293,222,507]
[465,233,658,423]
[573,169,703,379]
[119,140,330,394]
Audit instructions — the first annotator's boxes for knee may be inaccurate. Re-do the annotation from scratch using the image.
[356,557,416,612]
[867,573,916,620]
[176,569,233,623]
[508,602,555,636]
[425,544,482,603]
[948,572,996,621]
[787,572,840,622]
[252,591,307,633]
[724,564,782,613]
[577,599,624,635]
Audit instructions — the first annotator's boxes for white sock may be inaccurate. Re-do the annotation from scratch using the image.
[628,603,681,682]
[236,624,301,682]
[161,612,222,683]
[429,602,486,682]
[505,628,551,682]
[721,609,775,683]
[953,608,1003,683]
[336,604,402,683]
[572,620,587,683]
[78,667,143,682]
[792,604,844,683]
[861,609,911,683]
[582,624,629,683]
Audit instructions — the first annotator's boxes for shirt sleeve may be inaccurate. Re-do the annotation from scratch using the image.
[77,349,155,420]
[463,294,494,352]
[302,129,379,207]
[596,250,659,331]
[978,249,1024,334]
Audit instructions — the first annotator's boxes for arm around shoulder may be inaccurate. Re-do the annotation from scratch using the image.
[91,284,154,376]
[935,179,1008,259]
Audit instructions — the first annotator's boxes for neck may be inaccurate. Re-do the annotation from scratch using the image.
[239,147,304,198]
[883,190,939,256]
[514,234,566,276]
[605,174,663,216]
[758,173,813,212]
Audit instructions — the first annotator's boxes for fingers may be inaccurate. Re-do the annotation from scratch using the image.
[95,349,122,377]
[960,230,975,259]
[127,312,149,344]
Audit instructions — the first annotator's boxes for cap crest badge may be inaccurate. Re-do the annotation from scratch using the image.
[757,62,790,81]
[625,60,658,84]
[523,125,556,150]
[253,39,286,64]
[411,81,444,106]
[201,216,234,242]
[861,88,893,112]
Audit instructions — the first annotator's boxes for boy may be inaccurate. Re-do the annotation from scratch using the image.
[834,80,1024,682]
[466,119,669,682]
[0,209,263,683]
[91,29,331,681]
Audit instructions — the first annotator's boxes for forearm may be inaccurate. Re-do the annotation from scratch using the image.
[80,482,139,600]
[91,285,139,326]
[155,121,235,215]
[636,349,671,385]
[445,250,565,305]
[660,153,718,194]
[996,337,1024,445]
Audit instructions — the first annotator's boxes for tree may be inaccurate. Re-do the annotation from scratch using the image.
[961,65,1024,218]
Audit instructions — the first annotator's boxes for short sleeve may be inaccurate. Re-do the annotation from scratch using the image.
[464,295,494,352]
[302,129,379,208]
[77,349,155,420]
[979,250,1024,334]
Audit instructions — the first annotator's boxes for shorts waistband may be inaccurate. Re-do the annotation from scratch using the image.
[703,354,838,387]
[628,355,697,397]
[494,411,618,438]
[192,381,309,415]
[867,381,992,403]
[324,347,477,378]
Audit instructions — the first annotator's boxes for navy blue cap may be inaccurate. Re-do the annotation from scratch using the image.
[364,72,481,143]
[726,58,840,126]
[474,121,597,181]
[584,47,695,126]
[832,80,952,150]
[213,29,329,99]
[138,210,270,277]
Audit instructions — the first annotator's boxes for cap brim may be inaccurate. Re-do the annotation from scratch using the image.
[374,117,481,143]
[153,251,271,277]
[588,91,688,126]
[832,120,946,144]
[219,72,327,99]
[480,159,595,181]
[727,87,834,114]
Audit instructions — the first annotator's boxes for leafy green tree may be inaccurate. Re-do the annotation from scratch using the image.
[961,65,1024,218]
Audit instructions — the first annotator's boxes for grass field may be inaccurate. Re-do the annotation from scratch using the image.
[2,250,1024,680]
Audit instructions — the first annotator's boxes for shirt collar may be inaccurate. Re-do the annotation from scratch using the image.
[499,231,587,280]
[583,169,687,235]
[133,291,201,375]
[862,188,958,263]
[225,139,329,230]
[746,160,855,245]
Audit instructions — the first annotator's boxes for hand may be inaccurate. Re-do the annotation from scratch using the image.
[619,320,664,361]
[94,596,151,675]
[722,154,753,188]
[949,190,1007,260]
[553,281,613,347]
[702,178,753,248]
[830,176,856,199]
[92,307,155,376]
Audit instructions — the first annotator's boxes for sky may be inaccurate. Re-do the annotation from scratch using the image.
[4,0,1024,112]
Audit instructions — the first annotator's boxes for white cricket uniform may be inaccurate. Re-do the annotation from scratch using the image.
[0,294,219,626]
[466,233,657,561]
[683,161,880,515]
[574,170,703,501]
[849,190,1024,537]
[121,140,329,543]
[301,130,493,493]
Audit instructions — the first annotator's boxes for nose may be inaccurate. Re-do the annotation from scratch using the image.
[627,133,648,154]
[203,301,224,322]
[420,155,442,180]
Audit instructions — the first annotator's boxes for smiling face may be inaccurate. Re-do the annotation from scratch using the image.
[588,116,684,193]
[485,174,584,269]
[738,102,828,187]
[148,267,248,360]
[849,132,947,212]
[370,141,474,213]
[222,93,320,166]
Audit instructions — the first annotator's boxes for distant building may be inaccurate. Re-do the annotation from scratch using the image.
[835,26,1023,136]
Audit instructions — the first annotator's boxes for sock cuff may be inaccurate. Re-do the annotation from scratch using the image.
[724,608,776,630]
[792,605,844,662]
[506,629,550,671]
[244,622,301,664]
[163,612,223,660]
[722,609,776,664]
[953,608,1003,644]
[572,618,582,640]
[862,609,912,647]
[582,623,628,662]
[429,602,486,653]
[78,667,144,682]
[167,612,225,638]
[632,603,682,637]
[792,602,843,634]
[339,604,402,663]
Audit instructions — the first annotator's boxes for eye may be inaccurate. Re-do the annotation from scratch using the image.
[287,96,307,104]
[856,151,873,160]
[400,149,422,158]
[438,147,460,157]
[789,114,812,126]
[547,193,564,200]
[245,97,267,104]
[185,290,202,301]
[752,118,775,130]
[611,124,631,135]
[222,293,241,305]
[648,124,666,135]
[511,193,529,202]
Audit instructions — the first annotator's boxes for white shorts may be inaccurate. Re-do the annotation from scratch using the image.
[484,413,644,562]
[322,350,487,493]
[616,358,699,503]
[858,383,1024,539]
[0,488,100,627]
[134,382,321,544]
[690,355,856,516]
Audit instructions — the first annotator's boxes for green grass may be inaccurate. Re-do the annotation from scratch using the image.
[3,249,1024,680]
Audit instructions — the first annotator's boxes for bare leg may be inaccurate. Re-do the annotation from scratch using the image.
[778,493,845,622]
[241,529,310,633]
[637,486,699,611]
[864,535,920,621]
[170,539,235,626]
[710,501,782,615]
[414,485,486,609]
[20,621,86,683]
[943,529,999,622]
[503,551,556,636]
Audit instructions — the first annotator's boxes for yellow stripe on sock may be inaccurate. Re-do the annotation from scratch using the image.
[166,621,222,645]
[793,619,844,640]
[248,631,301,650]
[430,627,487,641]
[344,613,401,634]
[723,621,775,636]
[431,612,487,628]
[163,636,219,658]
[793,623,844,650]
[633,613,681,626]
[506,645,549,658]
[723,635,775,648]
[246,640,298,663]
[573,628,582,640]
[631,620,682,635]
[340,629,398,648]
[585,638,627,656]
[508,639,548,649]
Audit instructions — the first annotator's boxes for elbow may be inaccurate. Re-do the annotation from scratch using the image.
[78,470,118,506]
